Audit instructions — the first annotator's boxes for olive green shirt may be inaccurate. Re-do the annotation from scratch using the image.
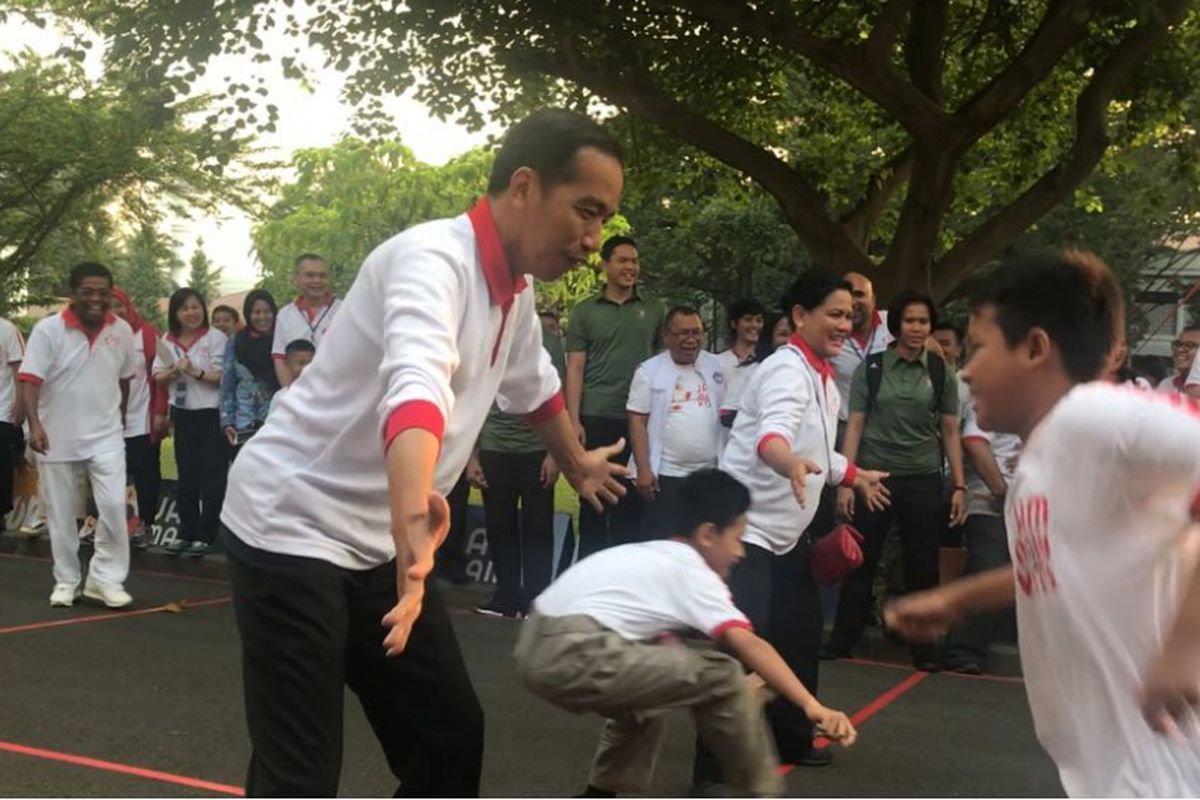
[478,329,567,454]
[564,289,664,419]
[849,349,959,476]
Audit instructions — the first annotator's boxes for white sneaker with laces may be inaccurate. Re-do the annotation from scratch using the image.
[49,583,80,607]
[83,578,133,609]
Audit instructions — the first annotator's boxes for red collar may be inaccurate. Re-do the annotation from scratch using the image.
[789,334,835,382]
[851,310,883,349]
[166,328,208,352]
[63,306,116,345]
[295,294,335,321]
[468,197,528,308]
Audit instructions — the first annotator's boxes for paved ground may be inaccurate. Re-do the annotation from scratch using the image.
[0,534,1063,797]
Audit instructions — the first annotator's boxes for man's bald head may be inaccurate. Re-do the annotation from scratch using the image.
[843,271,876,330]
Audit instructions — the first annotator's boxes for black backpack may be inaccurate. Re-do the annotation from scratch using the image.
[865,350,948,419]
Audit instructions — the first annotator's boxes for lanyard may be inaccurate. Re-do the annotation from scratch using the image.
[304,301,334,338]
[846,324,878,364]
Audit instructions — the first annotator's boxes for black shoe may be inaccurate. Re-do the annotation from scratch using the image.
[943,660,983,675]
[796,747,834,767]
[474,602,522,619]
[914,659,943,673]
[820,644,851,660]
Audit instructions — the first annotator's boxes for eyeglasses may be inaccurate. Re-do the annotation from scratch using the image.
[1171,340,1199,352]
[668,329,705,340]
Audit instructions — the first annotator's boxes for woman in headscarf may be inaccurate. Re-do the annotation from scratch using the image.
[220,289,279,458]
[110,288,167,549]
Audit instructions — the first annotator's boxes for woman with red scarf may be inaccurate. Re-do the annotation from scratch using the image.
[110,288,167,549]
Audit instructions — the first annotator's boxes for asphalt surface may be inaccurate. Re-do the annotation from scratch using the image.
[0,534,1062,797]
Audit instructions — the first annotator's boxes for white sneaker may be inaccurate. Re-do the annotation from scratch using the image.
[83,578,133,609]
[49,583,80,607]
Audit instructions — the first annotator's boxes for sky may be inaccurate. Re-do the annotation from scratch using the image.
[3,9,493,294]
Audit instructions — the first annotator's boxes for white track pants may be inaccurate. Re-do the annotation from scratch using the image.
[40,448,129,588]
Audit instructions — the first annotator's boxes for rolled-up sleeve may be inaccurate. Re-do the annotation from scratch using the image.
[496,294,562,422]
[378,246,464,451]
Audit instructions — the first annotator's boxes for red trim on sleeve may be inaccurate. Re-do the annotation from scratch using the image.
[840,463,859,487]
[523,391,565,426]
[961,435,989,445]
[17,372,43,386]
[271,353,286,361]
[383,400,445,451]
[756,433,789,459]
[711,619,753,640]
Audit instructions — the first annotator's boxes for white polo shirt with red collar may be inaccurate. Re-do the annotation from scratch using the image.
[1007,383,1200,796]
[222,198,563,569]
[831,309,892,421]
[272,294,342,358]
[0,316,25,424]
[720,335,857,554]
[18,308,136,462]
[154,327,227,411]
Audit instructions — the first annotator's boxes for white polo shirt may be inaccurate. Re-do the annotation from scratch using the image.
[272,295,342,358]
[222,198,563,569]
[831,310,891,421]
[533,539,751,642]
[721,336,856,554]
[0,317,25,424]
[1008,383,1200,797]
[18,309,136,462]
[959,381,1021,518]
[123,329,151,437]
[153,328,227,411]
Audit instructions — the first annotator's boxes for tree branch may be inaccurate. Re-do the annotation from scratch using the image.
[865,0,916,53]
[539,36,874,275]
[648,0,948,140]
[839,146,913,249]
[954,0,1092,138]
[931,0,1190,299]
[905,0,948,104]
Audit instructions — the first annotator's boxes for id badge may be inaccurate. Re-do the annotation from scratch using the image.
[174,380,188,406]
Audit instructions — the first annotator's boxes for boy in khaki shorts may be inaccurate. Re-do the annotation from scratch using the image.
[515,469,856,797]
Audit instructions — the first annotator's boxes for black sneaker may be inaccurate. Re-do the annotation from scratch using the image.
[943,660,983,675]
[796,748,834,768]
[163,538,188,557]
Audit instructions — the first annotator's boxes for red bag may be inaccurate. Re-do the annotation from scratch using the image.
[811,524,865,586]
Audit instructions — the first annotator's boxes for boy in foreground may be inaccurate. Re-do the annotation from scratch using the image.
[886,250,1200,797]
[516,469,856,798]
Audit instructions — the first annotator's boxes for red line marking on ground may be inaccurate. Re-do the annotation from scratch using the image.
[845,655,1025,684]
[779,670,932,776]
[0,739,244,796]
[0,596,232,636]
[0,551,231,586]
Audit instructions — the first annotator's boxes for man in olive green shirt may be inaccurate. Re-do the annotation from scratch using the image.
[826,292,967,669]
[468,315,568,617]
[565,236,664,557]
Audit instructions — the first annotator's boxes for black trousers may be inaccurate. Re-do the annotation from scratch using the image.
[479,450,554,612]
[828,472,947,660]
[577,415,641,558]
[124,435,161,530]
[171,407,228,545]
[434,473,472,582]
[224,529,484,797]
[695,536,824,782]
[944,514,1015,667]
[0,421,16,517]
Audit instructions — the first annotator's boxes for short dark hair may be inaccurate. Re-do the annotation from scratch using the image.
[656,469,751,539]
[968,249,1122,383]
[212,305,240,323]
[167,288,209,337]
[242,289,278,321]
[600,235,637,262]
[784,270,852,316]
[727,298,766,330]
[293,253,326,271]
[69,262,114,290]
[887,291,939,337]
[932,321,963,344]
[665,305,701,331]
[284,338,316,357]
[1183,325,1200,335]
[487,108,624,197]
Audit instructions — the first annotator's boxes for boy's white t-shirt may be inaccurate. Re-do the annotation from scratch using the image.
[1007,382,1200,797]
[532,539,751,642]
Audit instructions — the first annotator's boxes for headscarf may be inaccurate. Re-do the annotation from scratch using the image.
[234,289,280,391]
[111,287,144,332]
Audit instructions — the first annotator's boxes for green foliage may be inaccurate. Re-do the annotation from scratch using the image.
[186,240,224,304]
[0,49,263,311]
[110,223,177,330]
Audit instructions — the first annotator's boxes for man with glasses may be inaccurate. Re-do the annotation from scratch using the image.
[627,307,726,509]
[1161,327,1200,395]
